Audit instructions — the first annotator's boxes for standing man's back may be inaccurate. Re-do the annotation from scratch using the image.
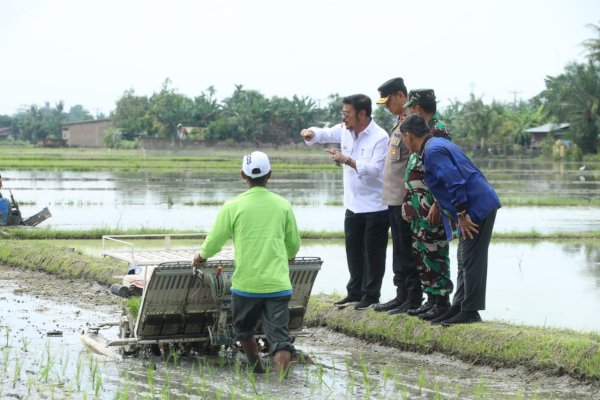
[194,151,300,375]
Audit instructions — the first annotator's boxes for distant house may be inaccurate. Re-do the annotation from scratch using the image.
[62,119,111,147]
[0,127,12,140]
[525,123,570,150]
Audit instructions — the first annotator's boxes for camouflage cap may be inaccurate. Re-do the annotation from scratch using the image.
[404,89,436,108]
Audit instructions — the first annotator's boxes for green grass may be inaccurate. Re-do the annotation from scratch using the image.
[500,196,600,207]
[0,240,126,285]
[0,146,337,171]
[2,227,600,240]
[305,294,600,383]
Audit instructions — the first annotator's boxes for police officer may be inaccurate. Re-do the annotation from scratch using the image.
[373,78,422,315]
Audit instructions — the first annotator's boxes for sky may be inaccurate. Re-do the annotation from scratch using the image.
[0,0,598,116]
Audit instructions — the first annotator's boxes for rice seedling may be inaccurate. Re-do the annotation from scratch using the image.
[40,342,56,383]
[146,361,155,386]
[12,357,23,387]
[359,357,370,396]
[474,379,488,399]
[417,369,426,396]
[4,325,10,347]
[2,347,10,372]
[21,336,30,352]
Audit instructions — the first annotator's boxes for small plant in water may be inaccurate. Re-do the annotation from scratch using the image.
[146,361,155,386]
[21,336,29,352]
[12,357,23,387]
[4,325,10,347]
[417,369,426,396]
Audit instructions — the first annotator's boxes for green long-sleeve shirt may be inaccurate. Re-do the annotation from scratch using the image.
[199,186,301,295]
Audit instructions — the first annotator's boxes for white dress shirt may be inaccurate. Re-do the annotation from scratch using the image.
[305,119,389,213]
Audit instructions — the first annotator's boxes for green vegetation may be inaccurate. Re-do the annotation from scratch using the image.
[0,146,338,171]
[306,294,600,382]
[2,227,600,240]
[0,240,125,285]
[1,24,599,155]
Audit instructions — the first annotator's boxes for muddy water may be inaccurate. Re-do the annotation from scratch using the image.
[1,266,597,399]
[3,169,600,232]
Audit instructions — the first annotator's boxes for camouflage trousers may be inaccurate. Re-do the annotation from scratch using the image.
[411,218,453,296]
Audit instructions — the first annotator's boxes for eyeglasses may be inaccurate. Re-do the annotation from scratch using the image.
[341,111,354,118]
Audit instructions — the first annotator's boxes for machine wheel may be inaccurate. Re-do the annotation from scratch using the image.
[119,311,138,356]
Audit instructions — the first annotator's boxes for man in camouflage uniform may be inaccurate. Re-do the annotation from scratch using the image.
[401,89,454,321]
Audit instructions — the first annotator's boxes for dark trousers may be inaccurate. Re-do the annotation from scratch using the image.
[454,209,497,311]
[388,206,420,301]
[344,209,389,302]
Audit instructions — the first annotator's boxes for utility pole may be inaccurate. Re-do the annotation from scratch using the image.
[509,91,522,107]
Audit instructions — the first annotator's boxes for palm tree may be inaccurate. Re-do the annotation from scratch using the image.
[583,22,600,63]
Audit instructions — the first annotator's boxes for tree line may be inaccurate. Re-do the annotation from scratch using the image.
[1,23,598,156]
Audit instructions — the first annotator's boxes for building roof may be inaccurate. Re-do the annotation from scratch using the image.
[62,118,111,127]
[525,123,570,133]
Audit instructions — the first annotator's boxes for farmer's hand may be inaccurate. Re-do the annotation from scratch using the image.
[193,252,204,266]
[300,129,315,141]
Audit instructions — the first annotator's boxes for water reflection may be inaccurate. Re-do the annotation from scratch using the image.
[3,169,600,232]
[51,238,600,332]
[301,240,600,332]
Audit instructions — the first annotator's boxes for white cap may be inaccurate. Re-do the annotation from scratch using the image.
[242,151,271,178]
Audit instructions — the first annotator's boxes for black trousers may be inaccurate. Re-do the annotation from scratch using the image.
[344,209,389,302]
[388,206,420,301]
[454,209,497,311]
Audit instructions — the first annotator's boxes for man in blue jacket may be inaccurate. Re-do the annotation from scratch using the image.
[399,114,501,325]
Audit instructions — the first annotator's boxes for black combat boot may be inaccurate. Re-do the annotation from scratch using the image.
[373,291,406,312]
[407,293,435,316]
[419,294,450,321]
[388,291,423,315]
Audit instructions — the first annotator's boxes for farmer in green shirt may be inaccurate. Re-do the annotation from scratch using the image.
[193,151,301,375]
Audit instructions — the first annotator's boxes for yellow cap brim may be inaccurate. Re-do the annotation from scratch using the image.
[376,96,389,105]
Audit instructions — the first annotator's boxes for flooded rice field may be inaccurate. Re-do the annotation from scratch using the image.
[1,266,597,399]
[1,162,600,398]
[2,166,600,232]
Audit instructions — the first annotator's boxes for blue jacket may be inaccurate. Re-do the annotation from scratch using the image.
[422,137,501,241]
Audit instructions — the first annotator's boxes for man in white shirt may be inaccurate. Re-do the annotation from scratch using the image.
[300,94,390,310]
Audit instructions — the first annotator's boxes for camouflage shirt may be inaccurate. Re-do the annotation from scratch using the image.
[401,115,454,239]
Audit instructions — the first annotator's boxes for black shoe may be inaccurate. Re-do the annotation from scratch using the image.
[407,301,434,316]
[430,305,460,325]
[387,299,422,315]
[373,297,406,312]
[419,304,450,321]
[354,298,377,310]
[333,295,360,307]
[441,311,482,326]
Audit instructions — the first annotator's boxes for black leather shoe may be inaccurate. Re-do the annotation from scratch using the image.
[407,301,434,316]
[387,299,422,315]
[441,311,482,326]
[419,304,449,321]
[354,298,377,310]
[334,295,360,307]
[430,305,460,325]
[373,297,406,312]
